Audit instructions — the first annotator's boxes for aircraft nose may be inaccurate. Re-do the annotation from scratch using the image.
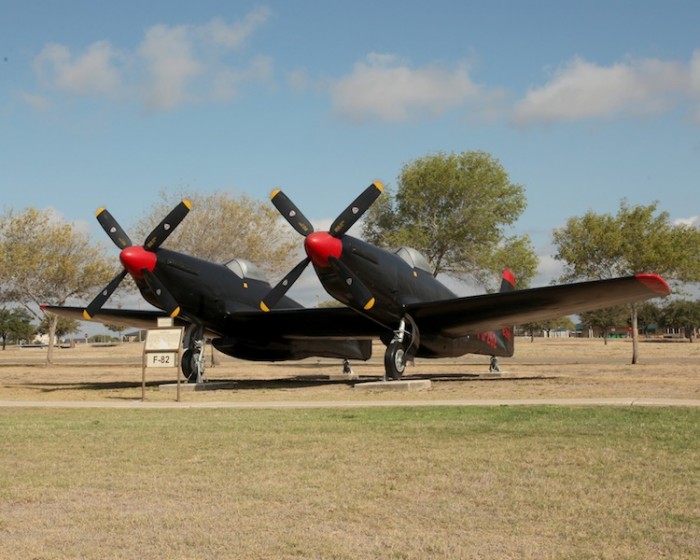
[119,246,157,279]
[304,232,342,268]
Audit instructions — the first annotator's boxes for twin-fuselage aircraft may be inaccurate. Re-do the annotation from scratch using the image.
[45,183,671,381]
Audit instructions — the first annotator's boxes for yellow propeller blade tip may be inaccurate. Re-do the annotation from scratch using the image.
[170,307,181,318]
[373,181,383,192]
[260,301,271,313]
[183,199,192,210]
[270,189,281,200]
[95,207,105,217]
[363,297,376,311]
[82,310,92,320]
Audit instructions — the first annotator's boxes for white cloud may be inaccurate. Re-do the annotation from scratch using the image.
[34,40,123,97]
[675,216,700,227]
[330,53,484,122]
[138,24,202,111]
[27,9,272,112]
[18,91,52,111]
[513,55,696,126]
[201,7,271,49]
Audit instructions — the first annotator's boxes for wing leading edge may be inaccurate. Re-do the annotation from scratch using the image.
[43,274,669,343]
[407,274,670,338]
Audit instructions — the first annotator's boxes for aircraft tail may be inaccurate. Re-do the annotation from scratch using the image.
[495,269,515,357]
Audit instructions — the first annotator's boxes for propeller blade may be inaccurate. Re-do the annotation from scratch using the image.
[328,257,375,311]
[143,199,192,251]
[270,189,315,237]
[96,208,133,250]
[329,181,383,238]
[83,269,129,320]
[142,269,181,318]
[260,257,311,312]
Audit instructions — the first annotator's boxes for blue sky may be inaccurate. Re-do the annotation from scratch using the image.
[2,0,700,299]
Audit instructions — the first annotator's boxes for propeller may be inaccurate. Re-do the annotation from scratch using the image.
[260,182,382,312]
[83,200,191,320]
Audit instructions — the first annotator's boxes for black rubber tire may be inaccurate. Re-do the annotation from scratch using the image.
[384,340,406,380]
[181,349,197,382]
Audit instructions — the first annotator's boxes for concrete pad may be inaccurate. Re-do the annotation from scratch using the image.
[354,379,432,392]
[159,381,237,392]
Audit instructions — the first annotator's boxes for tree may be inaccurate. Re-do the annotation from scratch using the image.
[37,315,80,341]
[553,200,700,362]
[579,306,630,345]
[132,190,298,278]
[636,301,662,336]
[0,208,115,363]
[362,151,537,290]
[0,307,35,349]
[660,299,700,341]
[520,316,575,341]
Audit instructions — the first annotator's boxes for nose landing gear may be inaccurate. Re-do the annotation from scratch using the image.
[383,315,419,381]
[181,325,206,383]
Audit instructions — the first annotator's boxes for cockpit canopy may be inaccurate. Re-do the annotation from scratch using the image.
[224,258,269,282]
[394,247,432,273]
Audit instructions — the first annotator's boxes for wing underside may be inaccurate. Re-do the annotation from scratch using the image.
[43,274,669,343]
[407,274,670,338]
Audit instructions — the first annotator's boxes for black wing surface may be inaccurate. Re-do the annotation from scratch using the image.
[41,305,191,332]
[42,305,385,340]
[407,274,670,338]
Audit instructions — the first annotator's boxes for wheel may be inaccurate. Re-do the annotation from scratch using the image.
[384,340,406,380]
[181,349,198,383]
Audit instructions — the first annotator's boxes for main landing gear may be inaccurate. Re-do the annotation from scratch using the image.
[181,325,206,383]
[383,316,420,381]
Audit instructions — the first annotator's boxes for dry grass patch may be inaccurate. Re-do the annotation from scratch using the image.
[1,338,700,403]
[1,406,699,559]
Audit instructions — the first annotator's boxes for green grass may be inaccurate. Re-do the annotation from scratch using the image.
[1,406,699,559]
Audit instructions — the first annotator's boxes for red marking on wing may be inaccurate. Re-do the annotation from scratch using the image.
[635,273,671,296]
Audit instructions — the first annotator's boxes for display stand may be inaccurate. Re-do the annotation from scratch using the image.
[142,321,184,402]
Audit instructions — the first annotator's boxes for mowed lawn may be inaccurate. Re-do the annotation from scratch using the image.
[1,406,699,559]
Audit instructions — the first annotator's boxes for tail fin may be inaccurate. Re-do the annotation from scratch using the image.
[496,269,515,356]
[500,269,516,293]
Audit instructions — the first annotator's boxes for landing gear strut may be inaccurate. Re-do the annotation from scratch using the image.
[383,316,420,381]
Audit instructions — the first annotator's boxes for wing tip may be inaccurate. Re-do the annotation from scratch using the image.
[635,273,671,296]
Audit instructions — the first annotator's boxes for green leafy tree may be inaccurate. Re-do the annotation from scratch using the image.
[37,315,80,340]
[553,201,700,362]
[579,306,630,345]
[0,307,35,349]
[0,208,115,363]
[132,190,298,278]
[660,299,700,341]
[636,301,662,336]
[362,151,537,290]
[520,317,575,341]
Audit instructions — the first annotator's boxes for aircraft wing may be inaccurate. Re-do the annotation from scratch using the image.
[41,305,194,332]
[218,306,384,339]
[41,304,386,340]
[407,274,670,338]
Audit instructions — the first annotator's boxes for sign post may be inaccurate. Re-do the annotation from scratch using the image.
[143,324,185,401]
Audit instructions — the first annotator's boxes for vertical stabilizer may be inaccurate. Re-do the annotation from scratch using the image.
[496,269,515,356]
